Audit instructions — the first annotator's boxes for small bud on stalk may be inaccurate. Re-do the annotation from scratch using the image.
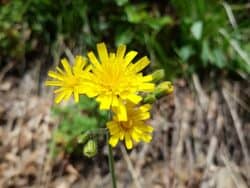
[78,132,90,144]
[152,69,165,82]
[143,93,156,104]
[83,139,97,158]
[155,81,174,98]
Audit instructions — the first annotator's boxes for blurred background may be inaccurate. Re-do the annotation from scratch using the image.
[0,0,249,187]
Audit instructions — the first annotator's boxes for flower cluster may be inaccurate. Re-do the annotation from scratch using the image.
[46,42,173,149]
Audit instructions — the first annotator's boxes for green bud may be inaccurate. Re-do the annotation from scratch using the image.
[83,139,97,158]
[77,132,90,144]
[155,81,174,98]
[143,93,156,104]
[152,69,165,82]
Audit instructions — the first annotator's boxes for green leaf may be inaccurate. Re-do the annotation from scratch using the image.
[115,0,128,6]
[125,5,147,23]
[78,96,97,110]
[201,40,213,66]
[213,49,226,68]
[177,45,195,61]
[115,29,133,46]
[145,16,172,30]
[191,21,203,40]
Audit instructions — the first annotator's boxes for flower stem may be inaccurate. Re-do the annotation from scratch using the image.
[107,134,117,188]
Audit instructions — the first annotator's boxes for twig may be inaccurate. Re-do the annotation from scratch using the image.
[120,145,143,188]
[192,74,209,111]
[64,47,75,64]
[219,29,250,66]
[207,115,223,165]
[222,2,238,29]
[0,61,15,82]
[221,151,248,188]
[231,3,250,10]
[223,88,250,113]
[222,88,249,166]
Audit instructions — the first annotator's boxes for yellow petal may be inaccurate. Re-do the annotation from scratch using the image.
[81,86,98,97]
[48,71,63,80]
[97,42,109,63]
[142,134,152,143]
[125,133,133,149]
[61,58,72,75]
[64,90,72,101]
[116,44,126,60]
[138,124,154,133]
[140,75,153,82]
[85,64,92,72]
[56,67,64,74]
[88,52,101,68]
[107,121,116,128]
[73,56,86,74]
[45,80,63,86]
[111,96,119,107]
[124,51,138,66]
[54,88,65,93]
[126,94,142,104]
[119,131,125,140]
[98,95,112,110]
[109,52,116,61]
[55,91,66,103]
[138,112,150,120]
[116,101,127,121]
[139,83,155,92]
[140,104,151,112]
[73,87,79,103]
[133,56,150,73]
[145,125,154,133]
[109,136,119,147]
[131,130,141,142]
[107,122,121,136]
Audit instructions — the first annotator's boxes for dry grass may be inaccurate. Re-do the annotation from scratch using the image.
[0,70,249,188]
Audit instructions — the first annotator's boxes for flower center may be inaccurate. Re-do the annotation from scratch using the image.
[120,120,133,131]
[66,76,79,88]
[100,71,124,93]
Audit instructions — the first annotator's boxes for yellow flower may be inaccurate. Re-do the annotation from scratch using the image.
[107,102,153,149]
[45,56,90,103]
[85,42,155,121]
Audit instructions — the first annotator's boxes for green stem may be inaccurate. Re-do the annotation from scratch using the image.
[107,138,117,188]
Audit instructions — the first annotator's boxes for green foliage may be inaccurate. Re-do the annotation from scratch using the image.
[172,0,250,75]
[0,0,173,74]
[50,96,108,156]
[0,2,28,59]
[0,0,249,77]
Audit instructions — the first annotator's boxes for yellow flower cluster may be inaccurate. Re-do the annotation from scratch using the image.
[107,102,153,149]
[46,42,170,149]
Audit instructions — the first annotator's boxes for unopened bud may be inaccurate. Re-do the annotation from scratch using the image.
[155,81,174,98]
[143,93,156,104]
[77,132,90,144]
[152,69,165,82]
[83,139,97,158]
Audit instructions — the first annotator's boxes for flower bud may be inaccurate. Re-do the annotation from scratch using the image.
[155,81,174,98]
[77,132,90,144]
[143,93,156,104]
[152,69,165,82]
[83,139,97,158]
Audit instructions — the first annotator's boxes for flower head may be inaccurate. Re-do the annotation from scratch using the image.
[85,42,155,121]
[107,102,153,149]
[45,56,90,103]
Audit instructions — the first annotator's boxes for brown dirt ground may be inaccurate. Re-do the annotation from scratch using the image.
[0,69,249,188]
